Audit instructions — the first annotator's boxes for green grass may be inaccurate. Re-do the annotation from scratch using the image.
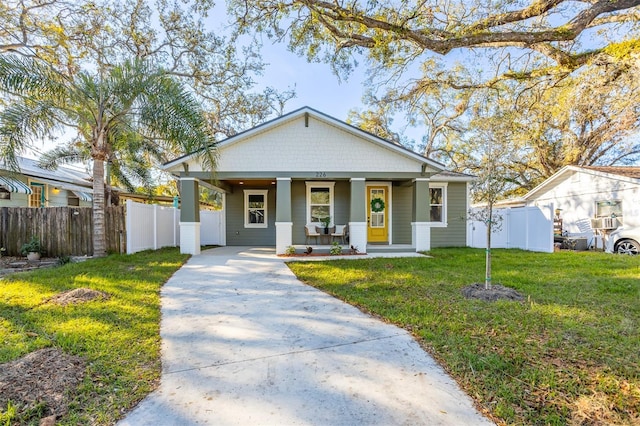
[287,248,640,425]
[0,248,189,425]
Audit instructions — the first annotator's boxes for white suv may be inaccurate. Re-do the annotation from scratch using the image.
[606,226,640,255]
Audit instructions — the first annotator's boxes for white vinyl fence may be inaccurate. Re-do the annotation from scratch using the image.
[125,199,224,254]
[200,209,225,246]
[468,205,554,253]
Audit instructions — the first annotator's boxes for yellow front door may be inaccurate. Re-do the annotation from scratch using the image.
[367,186,388,243]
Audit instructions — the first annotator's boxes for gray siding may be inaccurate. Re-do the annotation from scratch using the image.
[432,182,468,247]
[291,180,350,245]
[392,185,412,244]
[291,181,307,244]
[225,185,276,246]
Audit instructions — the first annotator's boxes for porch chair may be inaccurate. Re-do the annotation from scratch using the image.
[331,224,347,244]
[305,224,320,245]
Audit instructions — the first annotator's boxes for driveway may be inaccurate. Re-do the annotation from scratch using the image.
[119,246,493,425]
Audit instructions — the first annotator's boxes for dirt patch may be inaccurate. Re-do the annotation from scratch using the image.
[462,283,525,302]
[0,347,86,420]
[48,288,110,306]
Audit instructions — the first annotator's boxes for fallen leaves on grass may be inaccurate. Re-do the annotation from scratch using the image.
[461,283,525,302]
[0,348,86,420]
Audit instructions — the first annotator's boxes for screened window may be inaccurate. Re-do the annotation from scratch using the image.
[429,185,447,224]
[244,190,268,228]
[306,182,334,224]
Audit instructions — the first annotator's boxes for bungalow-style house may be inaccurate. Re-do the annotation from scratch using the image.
[515,165,640,247]
[0,156,93,208]
[162,107,474,255]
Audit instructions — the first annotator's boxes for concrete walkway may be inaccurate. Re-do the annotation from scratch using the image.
[119,247,493,426]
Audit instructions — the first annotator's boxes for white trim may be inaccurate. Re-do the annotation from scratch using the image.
[350,177,366,182]
[348,222,367,253]
[275,222,293,254]
[179,222,201,255]
[429,183,448,226]
[243,189,268,228]
[412,222,431,251]
[466,182,472,247]
[366,182,393,244]
[276,177,292,182]
[306,181,335,225]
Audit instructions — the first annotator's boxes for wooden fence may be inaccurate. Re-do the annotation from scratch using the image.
[0,206,126,257]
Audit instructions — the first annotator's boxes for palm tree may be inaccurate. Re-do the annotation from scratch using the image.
[0,55,216,257]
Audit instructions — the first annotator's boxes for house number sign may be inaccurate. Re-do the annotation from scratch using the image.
[315,172,327,177]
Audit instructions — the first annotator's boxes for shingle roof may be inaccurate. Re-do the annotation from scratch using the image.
[582,166,640,180]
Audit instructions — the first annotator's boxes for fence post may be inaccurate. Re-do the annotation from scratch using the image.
[174,207,178,247]
[125,199,132,254]
[153,204,158,250]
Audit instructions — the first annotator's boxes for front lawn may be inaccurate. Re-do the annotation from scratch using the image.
[0,248,189,424]
[287,248,640,425]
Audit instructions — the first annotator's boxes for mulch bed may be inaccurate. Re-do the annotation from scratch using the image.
[0,348,86,421]
[0,287,109,423]
[461,283,525,302]
[48,288,110,306]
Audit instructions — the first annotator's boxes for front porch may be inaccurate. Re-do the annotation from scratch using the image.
[287,243,416,256]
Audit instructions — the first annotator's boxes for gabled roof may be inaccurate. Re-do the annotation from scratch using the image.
[0,156,93,194]
[581,166,640,180]
[523,165,640,200]
[163,106,446,172]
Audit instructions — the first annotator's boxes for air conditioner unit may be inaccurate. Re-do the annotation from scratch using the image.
[591,217,619,230]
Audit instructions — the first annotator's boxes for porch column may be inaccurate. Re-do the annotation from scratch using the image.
[349,178,367,253]
[179,177,201,255]
[412,178,431,252]
[275,177,292,254]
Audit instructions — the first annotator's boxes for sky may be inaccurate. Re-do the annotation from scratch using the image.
[257,40,369,120]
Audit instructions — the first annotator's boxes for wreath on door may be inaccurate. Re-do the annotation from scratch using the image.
[370,197,385,213]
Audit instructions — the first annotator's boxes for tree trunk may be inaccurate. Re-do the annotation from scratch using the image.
[92,156,107,257]
[485,202,493,290]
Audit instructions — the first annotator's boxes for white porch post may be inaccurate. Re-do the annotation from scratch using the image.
[412,178,431,252]
[179,176,201,255]
[349,178,367,253]
[275,177,293,254]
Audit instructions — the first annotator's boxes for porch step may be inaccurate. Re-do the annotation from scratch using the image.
[366,245,415,253]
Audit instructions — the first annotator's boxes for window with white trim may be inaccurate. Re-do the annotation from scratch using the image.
[244,190,268,228]
[306,182,335,224]
[429,184,447,224]
[596,200,622,219]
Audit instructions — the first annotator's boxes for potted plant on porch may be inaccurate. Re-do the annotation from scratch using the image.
[320,216,331,234]
[20,236,43,261]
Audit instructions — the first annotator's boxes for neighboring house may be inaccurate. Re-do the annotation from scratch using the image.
[162,107,474,254]
[518,166,640,247]
[0,156,93,208]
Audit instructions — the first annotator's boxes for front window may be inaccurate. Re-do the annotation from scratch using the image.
[244,190,268,228]
[306,182,335,224]
[29,183,44,208]
[429,184,447,224]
